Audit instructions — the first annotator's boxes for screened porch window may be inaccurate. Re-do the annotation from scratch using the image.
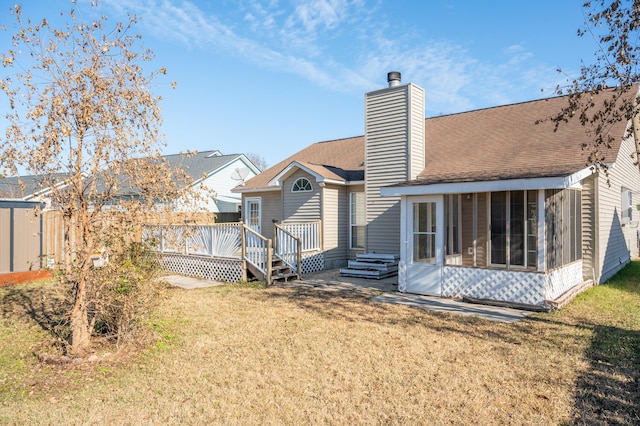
[490,190,537,269]
[546,189,581,269]
[350,192,365,249]
[444,194,462,265]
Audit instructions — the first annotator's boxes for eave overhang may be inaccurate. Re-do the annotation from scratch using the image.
[380,166,598,197]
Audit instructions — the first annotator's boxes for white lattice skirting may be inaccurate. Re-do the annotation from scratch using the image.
[544,261,584,301]
[442,262,585,306]
[443,267,546,305]
[159,253,243,283]
[301,252,324,274]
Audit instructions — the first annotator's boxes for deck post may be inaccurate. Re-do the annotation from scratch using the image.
[184,226,189,255]
[273,224,278,255]
[241,259,248,282]
[296,238,302,279]
[266,239,273,284]
[241,224,247,262]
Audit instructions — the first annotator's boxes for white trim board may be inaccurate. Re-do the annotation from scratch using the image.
[381,167,595,197]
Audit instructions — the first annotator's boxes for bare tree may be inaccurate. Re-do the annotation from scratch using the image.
[0,3,189,354]
[246,152,268,172]
[551,1,640,171]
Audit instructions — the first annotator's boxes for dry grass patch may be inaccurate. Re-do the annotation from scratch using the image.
[1,266,639,425]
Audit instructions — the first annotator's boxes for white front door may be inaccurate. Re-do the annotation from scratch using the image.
[245,197,261,234]
[403,196,443,296]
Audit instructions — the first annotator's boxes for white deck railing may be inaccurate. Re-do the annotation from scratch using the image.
[143,223,272,280]
[242,225,270,275]
[279,221,321,252]
[143,224,243,258]
[143,220,320,282]
[274,224,302,274]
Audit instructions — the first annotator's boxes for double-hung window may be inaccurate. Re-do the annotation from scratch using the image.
[350,192,365,249]
[622,187,633,224]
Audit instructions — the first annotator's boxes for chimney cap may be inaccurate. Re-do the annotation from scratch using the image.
[387,71,401,87]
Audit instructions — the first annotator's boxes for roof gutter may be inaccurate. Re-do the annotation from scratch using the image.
[232,186,282,194]
[380,167,596,196]
[234,179,365,194]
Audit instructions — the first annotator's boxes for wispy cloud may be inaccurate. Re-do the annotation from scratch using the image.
[100,0,562,113]
[102,0,377,90]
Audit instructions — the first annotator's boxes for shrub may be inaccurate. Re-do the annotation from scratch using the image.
[86,241,165,348]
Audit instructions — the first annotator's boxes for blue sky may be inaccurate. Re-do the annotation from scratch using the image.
[2,1,599,168]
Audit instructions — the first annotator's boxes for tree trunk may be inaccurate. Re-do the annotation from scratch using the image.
[69,273,91,355]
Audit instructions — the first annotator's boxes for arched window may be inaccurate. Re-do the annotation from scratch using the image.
[292,177,313,192]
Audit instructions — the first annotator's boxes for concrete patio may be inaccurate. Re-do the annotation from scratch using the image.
[161,269,534,323]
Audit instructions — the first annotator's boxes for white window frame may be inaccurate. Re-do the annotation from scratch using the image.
[444,194,462,264]
[245,197,262,233]
[545,189,582,269]
[622,187,633,224]
[291,177,313,193]
[349,191,365,250]
[488,190,537,270]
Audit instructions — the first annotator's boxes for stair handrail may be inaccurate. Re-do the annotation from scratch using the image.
[242,224,272,279]
[274,223,302,278]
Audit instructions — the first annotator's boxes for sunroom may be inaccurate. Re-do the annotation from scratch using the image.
[381,169,593,307]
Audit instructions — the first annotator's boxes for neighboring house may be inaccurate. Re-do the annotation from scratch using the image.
[162,150,260,213]
[0,173,72,210]
[0,151,260,214]
[234,72,640,307]
[104,150,260,214]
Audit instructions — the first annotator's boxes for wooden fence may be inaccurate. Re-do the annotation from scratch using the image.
[42,210,64,268]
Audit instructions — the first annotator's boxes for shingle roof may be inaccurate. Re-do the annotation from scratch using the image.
[0,174,69,199]
[239,136,364,191]
[241,88,633,191]
[1,151,249,199]
[163,150,246,184]
[415,90,631,185]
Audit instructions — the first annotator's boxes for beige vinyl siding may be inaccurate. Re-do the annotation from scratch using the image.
[365,83,424,255]
[597,134,640,282]
[408,85,425,180]
[581,175,597,281]
[283,170,321,223]
[243,191,282,240]
[322,184,348,269]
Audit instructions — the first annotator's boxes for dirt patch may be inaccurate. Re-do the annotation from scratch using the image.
[0,270,53,287]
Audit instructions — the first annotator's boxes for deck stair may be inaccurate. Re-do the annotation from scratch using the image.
[339,253,399,279]
[269,255,299,284]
